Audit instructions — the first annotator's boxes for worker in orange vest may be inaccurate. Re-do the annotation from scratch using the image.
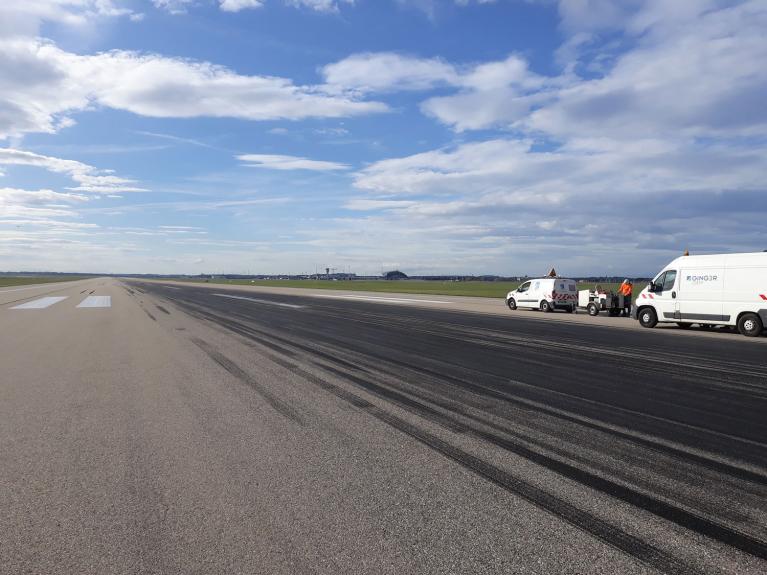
[618,279,633,316]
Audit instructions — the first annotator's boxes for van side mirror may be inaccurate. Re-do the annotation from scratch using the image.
[648,281,656,293]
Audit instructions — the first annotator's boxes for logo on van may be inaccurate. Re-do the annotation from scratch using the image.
[686,274,718,283]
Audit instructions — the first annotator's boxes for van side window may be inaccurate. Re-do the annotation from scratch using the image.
[661,270,677,291]
[654,271,677,292]
[517,282,530,293]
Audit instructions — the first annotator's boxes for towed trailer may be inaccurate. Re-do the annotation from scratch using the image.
[578,286,629,317]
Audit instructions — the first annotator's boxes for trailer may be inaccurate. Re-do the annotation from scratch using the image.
[578,286,628,317]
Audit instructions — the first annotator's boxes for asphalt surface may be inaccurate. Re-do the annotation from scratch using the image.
[2,278,765,575]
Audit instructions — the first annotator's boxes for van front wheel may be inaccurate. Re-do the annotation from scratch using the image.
[507,298,517,311]
[737,313,763,337]
[638,307,658,328]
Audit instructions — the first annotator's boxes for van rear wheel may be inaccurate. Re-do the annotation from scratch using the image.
[540,300,551,313]
[638,307,657,328]
[737,313,763,337]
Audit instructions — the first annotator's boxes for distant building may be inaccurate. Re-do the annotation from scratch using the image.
[384,270,408,280]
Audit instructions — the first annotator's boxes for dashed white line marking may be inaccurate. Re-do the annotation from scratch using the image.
[77,296,111,308]
[213,293,304,309]
[162,286,180,290]
[11,296,68,309]
[311,294,452,305]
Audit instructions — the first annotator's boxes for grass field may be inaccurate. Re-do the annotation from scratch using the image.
[0,276,90,288]
[180,278,634,300]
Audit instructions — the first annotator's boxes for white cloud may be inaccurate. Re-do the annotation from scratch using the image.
[219,0,264,11]
[323,52,556,131]
[528,1,767,140]
[345,135,767,272]
[0,186,94,226]
[0,0,138,36]
[285,0,355,12]
[322,52,458,94]
[152,0,196,14]
[238,153,349,171]
[0,148,145,193]
[324,3,767,137]
[355,138,767,199]
[0,38,387,140]
[152,0,353,14]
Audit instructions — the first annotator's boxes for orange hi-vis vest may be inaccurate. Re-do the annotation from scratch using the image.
[619,283,633,296]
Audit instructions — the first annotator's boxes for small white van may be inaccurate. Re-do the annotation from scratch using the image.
[632,252,767,337]
[506,278,578,313]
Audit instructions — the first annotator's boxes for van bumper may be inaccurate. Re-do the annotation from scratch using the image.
[630,304,638,320]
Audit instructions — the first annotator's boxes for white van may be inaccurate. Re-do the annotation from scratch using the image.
[632,252,767,337]
[506,278,578,313]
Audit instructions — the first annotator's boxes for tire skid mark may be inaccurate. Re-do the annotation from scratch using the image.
[313,358,760,521]
[155,305,171,315]
[144,286,767,564]
[280,362,700,575]
[314,364,767,561]
[294,318,767,455]
[318,306,767,384]
[332,340,767,486]
[179,293,767,482]
[189,337,303,426]
[316,304,760,367]
[211,300,767,481]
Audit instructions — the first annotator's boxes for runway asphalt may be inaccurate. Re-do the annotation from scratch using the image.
[2,277,765,574]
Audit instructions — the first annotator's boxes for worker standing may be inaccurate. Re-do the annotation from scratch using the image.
[619,279,633,317]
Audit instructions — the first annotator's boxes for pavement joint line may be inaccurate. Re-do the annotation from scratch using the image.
[212,293,305,309]
[10,296,69,309]
[311,293,453,304]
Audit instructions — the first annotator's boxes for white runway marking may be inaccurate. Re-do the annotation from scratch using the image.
[311,294,452,305]
[77,296,111,308]
[11,296,68,309]
[162,286,180,290]
[213,293,304,309]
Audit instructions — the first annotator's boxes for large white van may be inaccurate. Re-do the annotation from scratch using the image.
[632,252,767,337]
[506,277,578,313]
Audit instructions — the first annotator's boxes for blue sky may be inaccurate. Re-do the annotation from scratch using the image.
[1,0,765,276]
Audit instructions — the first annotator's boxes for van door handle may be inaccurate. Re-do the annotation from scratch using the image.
[672,291,676,298]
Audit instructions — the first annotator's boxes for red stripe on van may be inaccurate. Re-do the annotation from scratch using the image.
[760,294,767,300]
